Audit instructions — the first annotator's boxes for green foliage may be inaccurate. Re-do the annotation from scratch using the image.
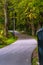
[0,35,7,45]
[0,31,17,48]
[0,0,43,36]
[0,30,7,45]
[0,0,43,48]
[32,48,39,65]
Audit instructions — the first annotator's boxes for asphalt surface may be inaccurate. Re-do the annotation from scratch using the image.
[0,31,37,65]
[9,31,33,39]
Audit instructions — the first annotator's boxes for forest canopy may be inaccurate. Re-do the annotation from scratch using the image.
[0,0,43,36]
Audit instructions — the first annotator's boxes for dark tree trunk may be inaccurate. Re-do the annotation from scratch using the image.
[4,0,8,37]
[37,22,41,30]
[31,22,35,36]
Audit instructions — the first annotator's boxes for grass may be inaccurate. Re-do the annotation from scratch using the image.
[32,35,39,65]
[0,37,17,48]
[7,37,17,45]
[32,47,39,65]
[0,32,18,48]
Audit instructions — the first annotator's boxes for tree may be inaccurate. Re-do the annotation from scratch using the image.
[0,0,15,37]
[4,0,8,37]
[0,0,43,36]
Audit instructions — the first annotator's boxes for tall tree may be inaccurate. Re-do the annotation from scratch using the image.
[4,0,8,37]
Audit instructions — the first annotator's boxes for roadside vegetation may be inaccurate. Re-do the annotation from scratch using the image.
[31,34,39,65]
[0,30,17,48]
[32,46,39,65]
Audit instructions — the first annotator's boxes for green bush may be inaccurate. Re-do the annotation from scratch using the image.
[0,35,7,45]
[0,30,17,48]
[0,30,7,45]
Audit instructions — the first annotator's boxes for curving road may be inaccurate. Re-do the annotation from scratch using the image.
[0,31,37,65]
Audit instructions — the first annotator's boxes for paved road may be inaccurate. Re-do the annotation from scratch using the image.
[9,30,33,39]
[0,31,37,65]
[0,40,37,65]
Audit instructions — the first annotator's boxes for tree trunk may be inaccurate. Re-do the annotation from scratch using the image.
[37,22,41,30]
[31,22,35,36]
[13,18,15,37]
[4,0,8,37]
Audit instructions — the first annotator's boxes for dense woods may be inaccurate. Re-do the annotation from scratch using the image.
[0,0,43,37]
